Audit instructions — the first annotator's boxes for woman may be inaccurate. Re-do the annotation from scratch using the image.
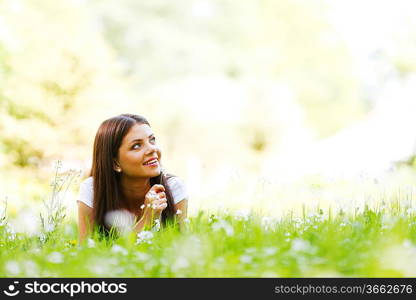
[77,114,188,243]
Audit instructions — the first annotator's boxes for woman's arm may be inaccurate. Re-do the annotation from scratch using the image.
[134,198,188,233]
[133,184,167,233]
[77,201,94,244]
[133,209,158,233]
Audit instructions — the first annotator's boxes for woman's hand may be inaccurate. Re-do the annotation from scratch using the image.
[142,184,167,218]
[134,184,166,233]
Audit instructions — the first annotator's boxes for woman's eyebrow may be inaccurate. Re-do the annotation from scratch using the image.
[129,134,154,144]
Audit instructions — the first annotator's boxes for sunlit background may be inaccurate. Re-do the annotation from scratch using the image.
[1,0,416,234]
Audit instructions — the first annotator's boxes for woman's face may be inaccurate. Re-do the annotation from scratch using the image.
[115,123,162,178]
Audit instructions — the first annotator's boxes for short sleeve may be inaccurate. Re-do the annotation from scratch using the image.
[77,177,94,208]
[167,177,188,205]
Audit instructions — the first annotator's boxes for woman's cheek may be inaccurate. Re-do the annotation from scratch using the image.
[156,147,162,161]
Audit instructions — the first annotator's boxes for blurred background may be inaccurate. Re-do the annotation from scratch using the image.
[1,0,416,232]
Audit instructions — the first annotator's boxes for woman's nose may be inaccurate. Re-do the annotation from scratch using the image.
[145,142,158,153]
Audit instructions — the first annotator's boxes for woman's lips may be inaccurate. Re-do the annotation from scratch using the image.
[144,160,159,167]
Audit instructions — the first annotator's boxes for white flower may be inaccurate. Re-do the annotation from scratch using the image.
[176,209,182,215]
[152,219,161,232]
[245,247,256,254]
[7,210,40,236]
[240,255,252,264]
[135,252,150,262]
[214,256,225,266]
[212,219,234,236]
[291,238,311,252]
[172,256,190,272]
[38,233,46,243]
[89,264,108,275]
[47,252,63,264]
[111,245,128,255]
[261,271,280,277]
[5,261,20,275]
[136,230,154,244]
[44,222,55,233]
[183,218,190,224]
[406,207,416,215]
[30,248,41,254]
[87,238,96,248]
[6,224,16,240]
[89,258,115,275]
[64,224,74,236]
[140,204,145,210]
[261,216,274,230]
[23,260,39,276]
[104,210,135,234]
[263,247,277,256]
[234,209,250,221]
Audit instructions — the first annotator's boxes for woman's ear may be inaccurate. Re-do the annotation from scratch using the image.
[113,159,122,173]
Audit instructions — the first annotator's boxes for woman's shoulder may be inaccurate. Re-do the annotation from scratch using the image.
[77,176,94,208]
[81,176,94,186]
[166,175,188,204]
[166,175,184,185]
[166,175,187,193]
[79,176,94,192]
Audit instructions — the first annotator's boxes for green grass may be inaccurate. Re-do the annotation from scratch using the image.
[1,204,415,277]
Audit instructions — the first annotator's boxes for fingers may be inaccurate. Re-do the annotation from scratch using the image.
[147,197,166,206]
[149,201,167,212]
[153,195,166,204]
[146,192,166,204]
[146,188,165,198]
[155,202,167,211]
[143,188,167,212]
[150,184,165,193]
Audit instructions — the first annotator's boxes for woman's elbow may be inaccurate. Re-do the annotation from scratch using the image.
[77,202,94,244]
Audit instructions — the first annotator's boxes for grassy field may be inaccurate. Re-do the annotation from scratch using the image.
[1,202,415,277]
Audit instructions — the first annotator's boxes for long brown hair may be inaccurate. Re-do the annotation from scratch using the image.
[89,114,176,234]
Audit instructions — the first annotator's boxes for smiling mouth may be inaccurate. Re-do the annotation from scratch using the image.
[143,159,159,166]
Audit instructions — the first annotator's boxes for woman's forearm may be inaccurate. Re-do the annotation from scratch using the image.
[133,211,160,233]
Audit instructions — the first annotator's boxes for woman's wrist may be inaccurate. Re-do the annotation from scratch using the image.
[136,209,160,231]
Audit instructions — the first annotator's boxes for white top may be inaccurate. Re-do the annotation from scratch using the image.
[77,176,188,208]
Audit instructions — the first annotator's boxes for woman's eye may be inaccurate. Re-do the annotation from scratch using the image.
[132,137,155,149]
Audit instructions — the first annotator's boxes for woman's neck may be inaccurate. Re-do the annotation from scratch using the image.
[119,175,151,211]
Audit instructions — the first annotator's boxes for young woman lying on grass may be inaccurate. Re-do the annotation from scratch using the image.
[77,114,188,244]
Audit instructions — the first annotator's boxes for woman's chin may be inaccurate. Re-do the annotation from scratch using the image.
[149,167,161,177]
[139,163,161,177]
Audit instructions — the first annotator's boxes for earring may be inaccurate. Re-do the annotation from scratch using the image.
[116,168,122,173]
